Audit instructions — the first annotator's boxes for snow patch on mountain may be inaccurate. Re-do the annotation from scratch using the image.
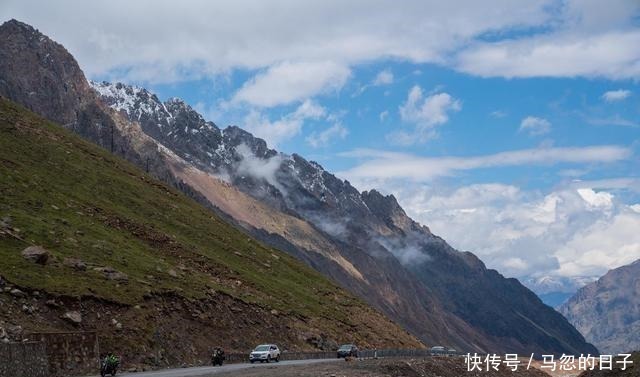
[90,81,169,122]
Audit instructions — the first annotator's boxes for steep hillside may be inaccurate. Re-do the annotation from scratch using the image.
[0,19,597,356]
[0,97,422,366]
[560,260,640,354]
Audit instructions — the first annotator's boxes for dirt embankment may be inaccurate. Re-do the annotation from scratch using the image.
[0,280,417,371]
[210,357,551,377]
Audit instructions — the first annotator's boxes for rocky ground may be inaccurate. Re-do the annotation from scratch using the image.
[208,357,551,377]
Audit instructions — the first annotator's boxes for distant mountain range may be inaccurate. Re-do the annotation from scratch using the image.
[560,260,640,354]
[523,275,599,308]
[0,19,598,356]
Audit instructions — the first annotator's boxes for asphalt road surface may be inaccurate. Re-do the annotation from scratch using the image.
[87,359,340,377]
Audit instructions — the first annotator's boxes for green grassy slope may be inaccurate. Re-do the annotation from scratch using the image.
[0,97,421,351]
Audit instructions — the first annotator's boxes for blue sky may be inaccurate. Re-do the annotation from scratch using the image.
[144,61,639,193]
[2,0,639,287]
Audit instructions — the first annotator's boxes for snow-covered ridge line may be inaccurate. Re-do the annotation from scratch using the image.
[90,80,172,123]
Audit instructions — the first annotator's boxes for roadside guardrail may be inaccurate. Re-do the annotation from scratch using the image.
[220,348,463,365]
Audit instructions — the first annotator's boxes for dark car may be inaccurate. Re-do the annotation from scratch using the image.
[337,344,358,358]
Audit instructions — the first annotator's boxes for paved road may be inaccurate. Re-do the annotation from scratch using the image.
[87,359,340,377]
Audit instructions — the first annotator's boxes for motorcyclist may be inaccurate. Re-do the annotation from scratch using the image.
[211,347,225,366]
[101,352,119,377]
[105,352,119,366]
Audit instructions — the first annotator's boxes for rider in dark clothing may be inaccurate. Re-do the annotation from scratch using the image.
[212,347,225,365]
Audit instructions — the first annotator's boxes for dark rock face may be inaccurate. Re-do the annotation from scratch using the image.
[0,20,187,195]
[0,19,598,355]
[560,260,640,354]
[0,19,92,126]
[0,20,112,151]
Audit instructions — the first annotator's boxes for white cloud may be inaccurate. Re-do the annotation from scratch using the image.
[400,86,461,127]
[602,89,632,102]
[576,188,614,209]
[586,115,639,127]
[242,99,326,147]
[568,178,640,193]
[456,0,640,80]
[379,110,389,122]
[339,145,631,181]
[351,68,394,97]
[10,0,636,83]
[232,60,350,107]
[0,0,550,81]
[555,211,640,277]
[306,122,348,148]
[392,86,461,144]
[459,31,640,80]
[354,180,640,280]
[372,69,394,86]
[235,143,286,193]
[520,116,551,136]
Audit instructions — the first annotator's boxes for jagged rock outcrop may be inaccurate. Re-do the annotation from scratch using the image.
[560,260,640,354]
[0,19,176,186]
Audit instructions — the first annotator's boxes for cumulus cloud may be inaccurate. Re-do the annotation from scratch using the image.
[242,99,326,147]
[602,89,632,102]
[391,86,461,144]
[400,86,461,127]
[306,122,348,148]
[372,69,394,86]
[232,60,350,107]
[357,180,640,280]
[555,210,640,277]
[339,145,631,181]
[520,116,551,136]
[576,188,614,209]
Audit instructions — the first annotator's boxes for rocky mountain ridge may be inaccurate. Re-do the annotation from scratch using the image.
[560,260,640,354]
[0,18,598,356]
[523,275,599,308]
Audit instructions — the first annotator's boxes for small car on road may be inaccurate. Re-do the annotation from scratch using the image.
[250,344,280,363]
[336,344,358,358]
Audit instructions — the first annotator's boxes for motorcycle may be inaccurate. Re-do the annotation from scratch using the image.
[211,348,225,366]
[100,357,119,377]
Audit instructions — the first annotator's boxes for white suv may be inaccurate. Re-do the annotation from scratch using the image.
[249,344,280,363]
